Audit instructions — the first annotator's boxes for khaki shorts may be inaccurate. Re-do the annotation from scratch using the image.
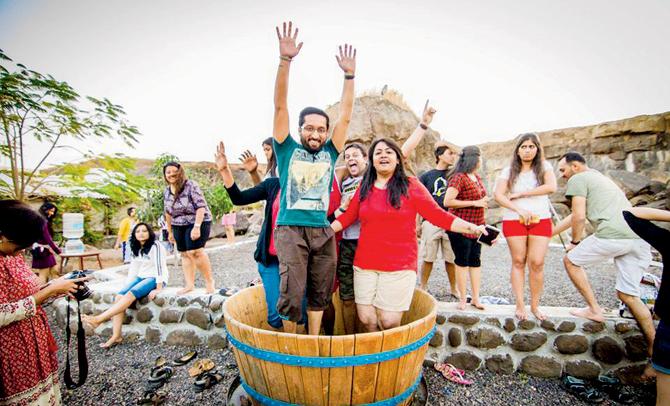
[420,221,455,263]
[567,235,651,297]
[353,267,417,312]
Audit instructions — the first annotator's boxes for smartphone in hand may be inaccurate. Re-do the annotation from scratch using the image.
[477,225,501,246]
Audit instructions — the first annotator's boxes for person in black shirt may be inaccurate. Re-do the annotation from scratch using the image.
[418,141,458,296]
[623,207,669,405]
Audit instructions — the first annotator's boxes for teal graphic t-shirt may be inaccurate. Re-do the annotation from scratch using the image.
[274,136,340,227]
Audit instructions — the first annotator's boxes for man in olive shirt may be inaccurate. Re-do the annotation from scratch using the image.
[554,152,654,349]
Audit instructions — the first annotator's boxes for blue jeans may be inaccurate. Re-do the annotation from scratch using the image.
[257,262,306,328]
[119,276,157,299]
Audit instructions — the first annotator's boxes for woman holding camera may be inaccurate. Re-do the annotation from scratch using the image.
[83,223,168,348]
[494,133,556,321]
[1,200,87,405]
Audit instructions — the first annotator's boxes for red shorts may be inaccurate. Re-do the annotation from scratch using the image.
[502,218,552,237]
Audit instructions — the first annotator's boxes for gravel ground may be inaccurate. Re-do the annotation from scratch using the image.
[49,237,660,405]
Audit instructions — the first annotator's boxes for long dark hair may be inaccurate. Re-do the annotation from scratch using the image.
[452,145,481,175]
[359,138,409,209]
[163,162,187,196]
[129,222,156,257]
[262,137,277,178]
[39,202,58,236]
[0,200,45,251]
[507,133,546,190]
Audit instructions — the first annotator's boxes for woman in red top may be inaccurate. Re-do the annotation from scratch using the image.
[332,139,486,332]
[443,146,488,311]
[1,200,87,405]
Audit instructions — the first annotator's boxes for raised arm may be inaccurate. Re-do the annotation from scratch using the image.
[623,208,670,254]
[215,141,235,188]
[401,100,436,159]
[239,150,262,186]
[330,44,357,152]
[273,21,303,143]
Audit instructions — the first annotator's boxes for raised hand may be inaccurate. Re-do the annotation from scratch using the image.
[239,150,259,173]
[421,99,437,126]
[214,141,229,172]
[276,21,303,59]
[336,43,357,74]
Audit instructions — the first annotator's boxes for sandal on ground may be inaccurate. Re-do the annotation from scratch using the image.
[219,287,239,297]
[594,375,635,404]
[194,370,224,392]
[172,350,197,366]
[149,366,174,382]
[188,358,215,377]
[247,278,262,287]
[137,389,166,405]
[470,302,485,310]
[154,356,167,368]
[562,376,604,404]
[434,363,473,385]
[434,363,465,377]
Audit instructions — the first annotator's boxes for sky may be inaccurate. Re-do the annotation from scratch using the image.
[2,0,669,168]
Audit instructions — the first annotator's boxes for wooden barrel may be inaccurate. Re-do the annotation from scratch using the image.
[223,286,437,405]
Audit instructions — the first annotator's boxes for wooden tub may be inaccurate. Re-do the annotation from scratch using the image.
[223,286,437,405]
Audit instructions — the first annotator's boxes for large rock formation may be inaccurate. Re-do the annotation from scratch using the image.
[328,91,669,227]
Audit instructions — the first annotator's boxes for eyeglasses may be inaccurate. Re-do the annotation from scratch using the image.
[301,126,328,135]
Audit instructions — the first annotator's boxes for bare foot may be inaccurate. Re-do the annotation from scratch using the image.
[457,302,466,310]
[471,302,485,310]
[570,307,604,322]
[100,336,122,349]
[205,281,216,294]
[515,306,528,321]
[642,363,657,381]
[449,291,460,300]
[177,286,194,295]
[82,315,101,330]
[531,307,547,321]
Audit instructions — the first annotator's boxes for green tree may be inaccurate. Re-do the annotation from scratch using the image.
[0,49,140,200]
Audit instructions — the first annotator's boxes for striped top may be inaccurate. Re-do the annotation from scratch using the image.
[126,242,169,284]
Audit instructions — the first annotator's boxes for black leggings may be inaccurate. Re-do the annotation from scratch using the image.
[447,232,482,267]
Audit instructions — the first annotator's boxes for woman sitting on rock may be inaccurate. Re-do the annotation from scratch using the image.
[84,223,168,348]
[331,138,487,332]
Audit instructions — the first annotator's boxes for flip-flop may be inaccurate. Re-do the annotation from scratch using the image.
[562,376,604,404]
[154,356,167,368]
[172,350,197,366]
[219,287,239,297]
[434,363,465,376]
[194,370,224,392]
[435,363,473,385]
[470,302,485,310]
[149,366,174,382]
[594,375,634,404]
[188,358,215,377]
[136,389,166,405]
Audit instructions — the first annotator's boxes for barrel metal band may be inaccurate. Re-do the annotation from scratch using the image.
[239,373,422,406]
[225,326,435,368]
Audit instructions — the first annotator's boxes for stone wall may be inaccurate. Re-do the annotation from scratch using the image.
[425,303,650,384]
[53,282,228,350]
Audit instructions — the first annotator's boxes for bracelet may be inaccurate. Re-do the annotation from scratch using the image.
[419,123,428,130]
[280,55,292,62]
[338,207,347,214]
[570,240,580,245]
[344,73,355,80]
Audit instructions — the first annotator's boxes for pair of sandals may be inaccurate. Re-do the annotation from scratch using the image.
[563,375,635,404]
[137,351,198,404]
[434,363,473,385]
[188,358,223,392]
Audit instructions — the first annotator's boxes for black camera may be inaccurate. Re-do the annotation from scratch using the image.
[65,270,93,301]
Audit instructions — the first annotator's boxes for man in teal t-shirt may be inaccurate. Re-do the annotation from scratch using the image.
[271,21,357,335]
[554,152,653,350]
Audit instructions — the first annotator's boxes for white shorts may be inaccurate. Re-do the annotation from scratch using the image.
[567,235,651,297]
[420,221,455,263]
[353,267,417,312]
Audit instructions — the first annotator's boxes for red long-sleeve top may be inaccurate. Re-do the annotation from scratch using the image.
[337,177,457,272]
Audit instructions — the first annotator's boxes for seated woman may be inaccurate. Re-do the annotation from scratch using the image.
[331,138,488,332]
[84,223,168,348]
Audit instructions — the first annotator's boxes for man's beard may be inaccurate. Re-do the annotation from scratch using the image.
[301,137,324,153]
